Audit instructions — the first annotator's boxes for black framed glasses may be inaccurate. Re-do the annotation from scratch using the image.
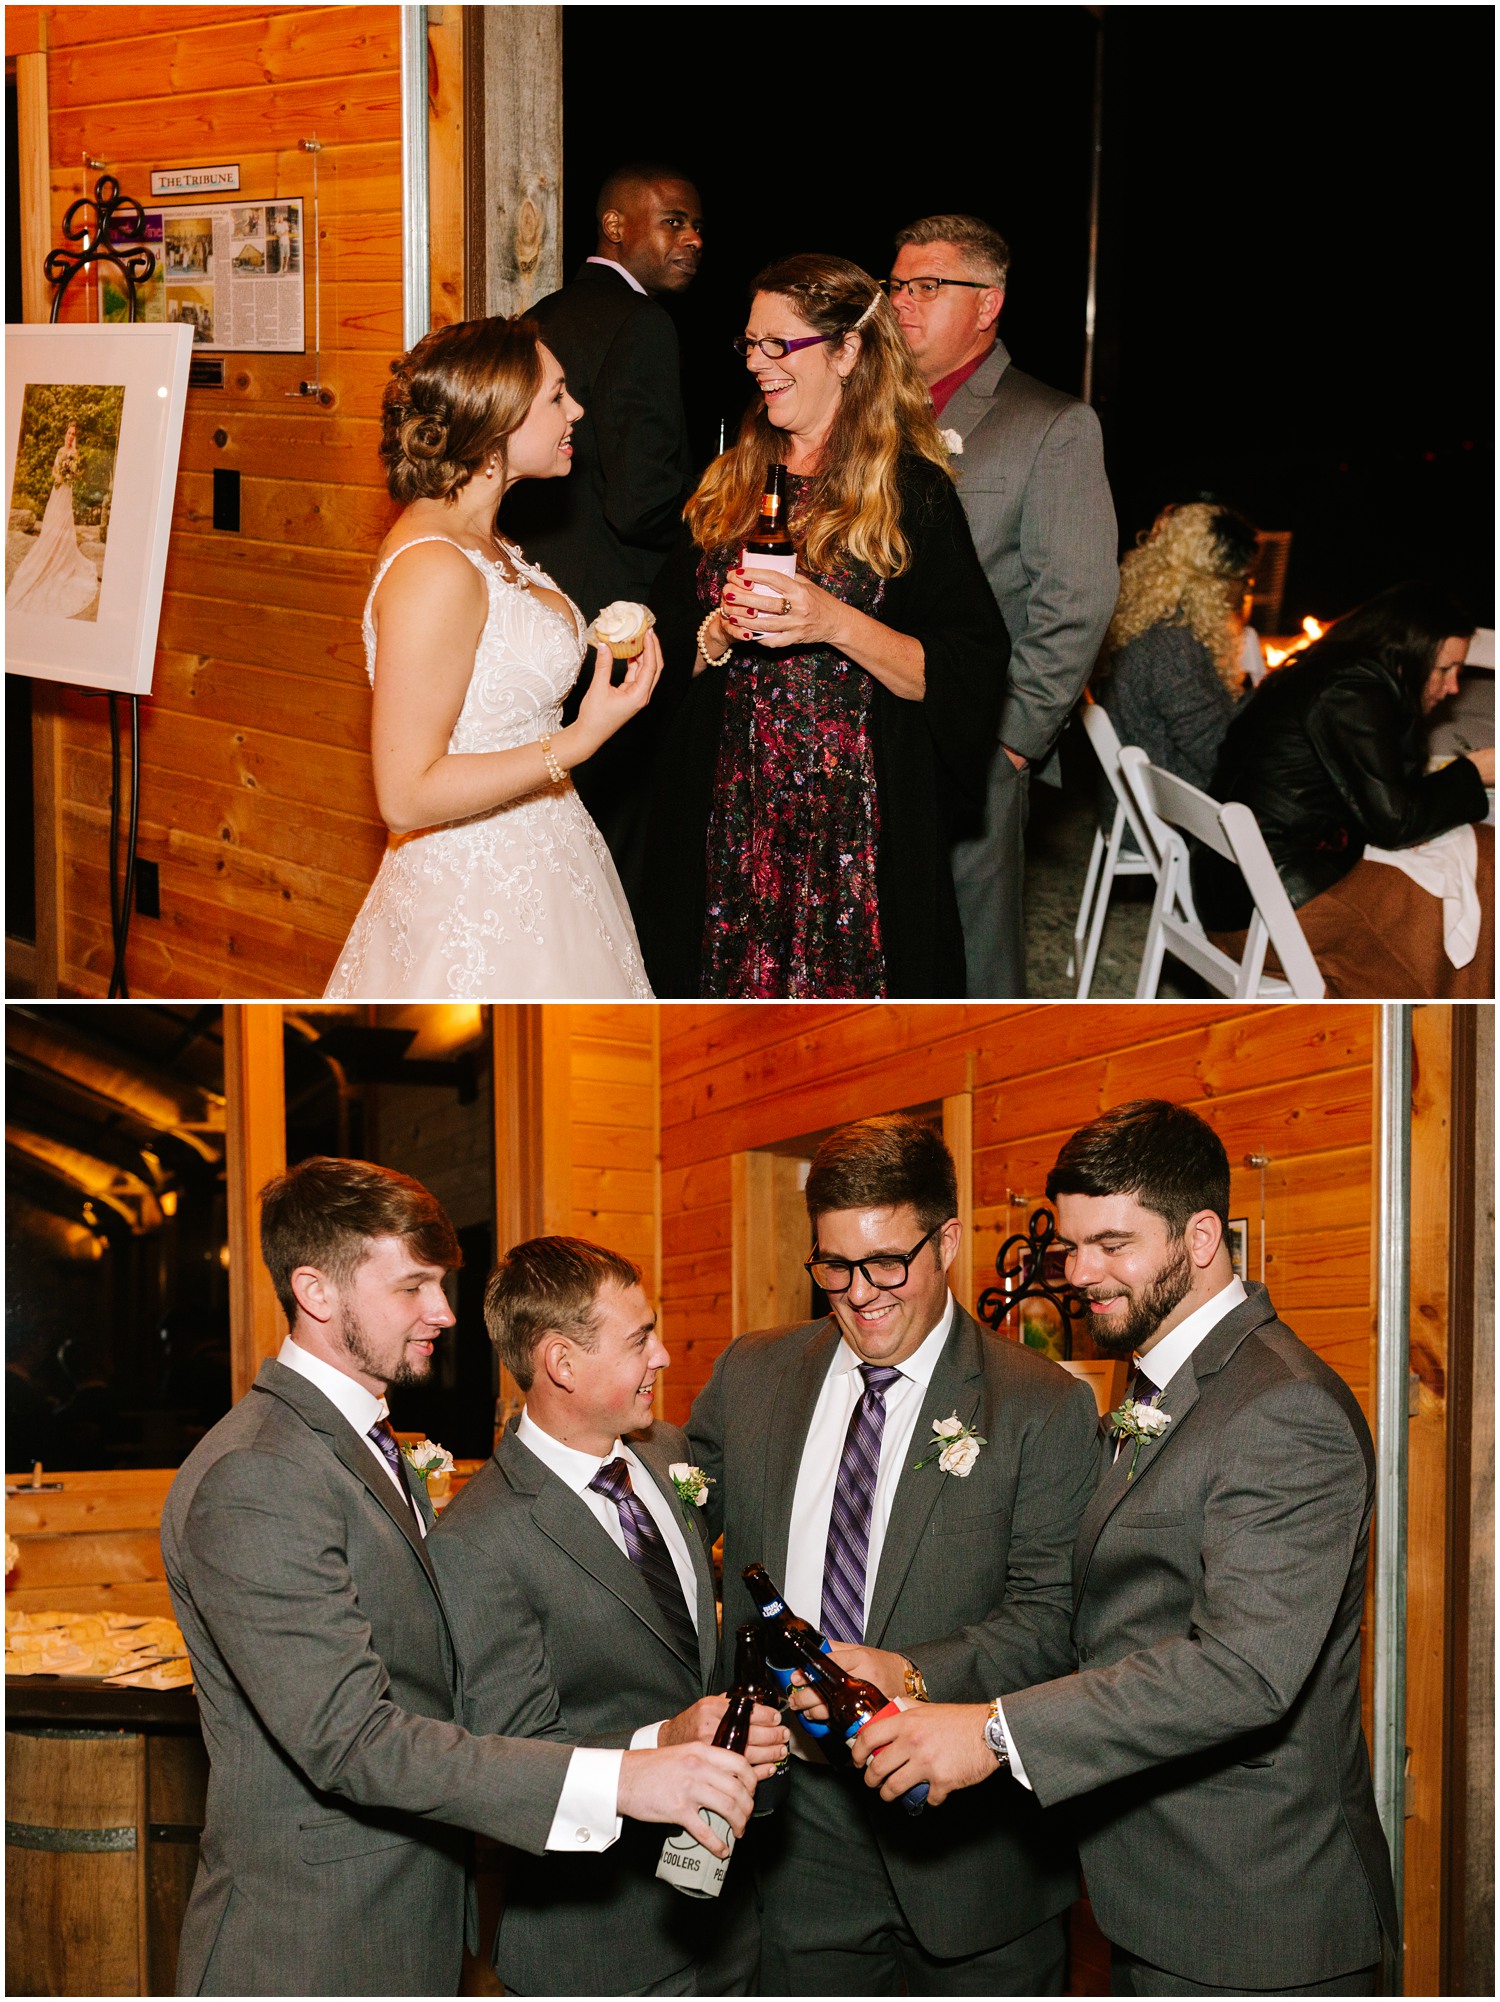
[805,1222,944,1295]
[732,333,837,361]
[881,277,991,301]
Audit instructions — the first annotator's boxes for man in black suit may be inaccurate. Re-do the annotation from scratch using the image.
[512,164,705,895]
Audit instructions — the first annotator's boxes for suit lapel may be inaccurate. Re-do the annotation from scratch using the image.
[630,1426,718,1690]
[1071,1286,1277,1609]
[255,1361,440,1590]
[500,1428,700,1676]
[942,337,1012,445]
[865,1309,984,1646]
[762,1323,842,1586]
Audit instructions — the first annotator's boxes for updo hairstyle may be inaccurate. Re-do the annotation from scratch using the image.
[380,315,545,504]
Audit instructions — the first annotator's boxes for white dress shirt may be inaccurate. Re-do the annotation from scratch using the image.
[997,1274,1248,1788]
[276,1340,619,1853]
[585,253,646,295]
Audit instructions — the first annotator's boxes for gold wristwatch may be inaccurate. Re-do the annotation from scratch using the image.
[902,1658,930,1703]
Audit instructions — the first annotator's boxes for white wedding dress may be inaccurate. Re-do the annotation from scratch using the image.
[323,536,651,999]
[7,450,99,620]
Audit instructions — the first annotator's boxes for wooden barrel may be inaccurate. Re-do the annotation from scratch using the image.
[5,1724,146,1996]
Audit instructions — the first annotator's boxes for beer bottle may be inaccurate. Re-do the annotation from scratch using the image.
[741,1563,833,1738]
[781,1629,928,1815]
[734,1623,790,1817]
[655,1689,756,1899]
[742,465,795,568]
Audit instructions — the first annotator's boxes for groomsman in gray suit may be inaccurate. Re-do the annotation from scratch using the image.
[858,1101,1399,1996]
[161,1159,754,1997]
[889,214,1119,997]
[690,1114,1101,1995]
[431,1237,785,1996]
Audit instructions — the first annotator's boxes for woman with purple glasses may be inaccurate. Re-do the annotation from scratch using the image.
[639,253,1007,999]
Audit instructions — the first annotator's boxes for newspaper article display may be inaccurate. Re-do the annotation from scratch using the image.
[104,198,304,353]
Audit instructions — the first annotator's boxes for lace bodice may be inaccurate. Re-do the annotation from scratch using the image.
[324,532,650,999]
[362,535,588,751]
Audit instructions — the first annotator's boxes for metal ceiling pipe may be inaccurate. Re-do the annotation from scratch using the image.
[1372,1003,1412,1991]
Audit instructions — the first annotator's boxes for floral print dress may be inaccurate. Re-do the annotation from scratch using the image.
[699,475,888,998]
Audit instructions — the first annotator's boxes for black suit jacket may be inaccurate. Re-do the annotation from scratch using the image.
[504,265,697,892]
[688,1306,1101,1958]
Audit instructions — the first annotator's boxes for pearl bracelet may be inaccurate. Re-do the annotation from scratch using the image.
[538,734,565,786]
[698,611,733,668]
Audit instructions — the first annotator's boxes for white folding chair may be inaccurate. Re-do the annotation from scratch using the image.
[1117,747,1325,999]
[1068,702,1165,999]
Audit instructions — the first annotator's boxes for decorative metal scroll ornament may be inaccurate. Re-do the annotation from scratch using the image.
[976,1207,1090,1359]
[44,175,157,322]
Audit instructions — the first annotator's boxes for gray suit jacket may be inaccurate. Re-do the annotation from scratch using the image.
[1004,1285,1400,1987]
[689,1305,1101,1958]
[944,339,1118,770]
[429,1417,729,1995]
[160,1360,571,1997]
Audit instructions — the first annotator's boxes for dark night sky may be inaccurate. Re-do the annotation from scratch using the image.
[559,4,1494,624]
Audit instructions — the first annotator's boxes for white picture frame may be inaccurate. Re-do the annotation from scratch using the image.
[5,322,192,696]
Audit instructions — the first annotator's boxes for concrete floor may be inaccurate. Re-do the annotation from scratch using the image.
[1019,738,1196,1000]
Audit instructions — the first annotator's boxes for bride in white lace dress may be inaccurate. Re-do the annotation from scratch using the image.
[324,319,660,999]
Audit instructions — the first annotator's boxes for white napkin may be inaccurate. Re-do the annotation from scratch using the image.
[1363,822,1480,967]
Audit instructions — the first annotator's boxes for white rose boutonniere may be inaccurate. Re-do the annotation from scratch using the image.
[1106,1398,1171,1479]
[913,1413,987,1477]
[939,427,964,456]
[401,1439,456,1501]
[668,1462,714,1517]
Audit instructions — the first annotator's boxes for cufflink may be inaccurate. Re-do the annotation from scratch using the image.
[576,1828,591,1843]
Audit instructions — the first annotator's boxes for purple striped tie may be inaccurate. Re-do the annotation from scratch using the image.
[589,1457,698,1660]
[820,1364,902,1645]
[367,1419,417,1519]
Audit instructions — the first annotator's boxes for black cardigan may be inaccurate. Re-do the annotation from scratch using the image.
[637,457,1009,998]
[1193,648,1489,930]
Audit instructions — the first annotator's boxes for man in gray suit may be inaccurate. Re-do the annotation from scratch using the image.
[889,214,1119,997]
[161,1159,755,1997]
[858,1101,1399,1996]
[690,1114,1101,1994]
[431,1236,784,1996]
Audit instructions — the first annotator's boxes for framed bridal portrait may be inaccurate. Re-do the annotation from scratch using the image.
[4,322,192,695]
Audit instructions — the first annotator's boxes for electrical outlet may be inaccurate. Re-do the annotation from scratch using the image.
[135,859,161,918]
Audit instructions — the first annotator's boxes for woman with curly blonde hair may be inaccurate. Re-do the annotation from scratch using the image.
[641,254,1007,998]
[323,316,662,999]
[1094,500,1259,790]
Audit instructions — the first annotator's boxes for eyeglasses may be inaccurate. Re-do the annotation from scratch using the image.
[732,333,837,361]
[881,277,991,301]
[805,1222,944,1295]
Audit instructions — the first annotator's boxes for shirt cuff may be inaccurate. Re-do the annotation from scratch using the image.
[543,1747,623,1852]
[630,1720,664,1749]
[993,1698,1033,1791]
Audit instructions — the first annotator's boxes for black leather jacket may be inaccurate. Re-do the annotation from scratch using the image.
[1192,649,1489,930]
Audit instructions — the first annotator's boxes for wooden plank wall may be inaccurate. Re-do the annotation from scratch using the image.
[657,1002,1377,1422]
[29,5,407,996]
[558,1005,659,1301]
[5,1469,176,1617]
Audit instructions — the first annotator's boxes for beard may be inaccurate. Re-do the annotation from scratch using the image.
[336,1302,430,1389]
[1084,1237,1194,1358]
